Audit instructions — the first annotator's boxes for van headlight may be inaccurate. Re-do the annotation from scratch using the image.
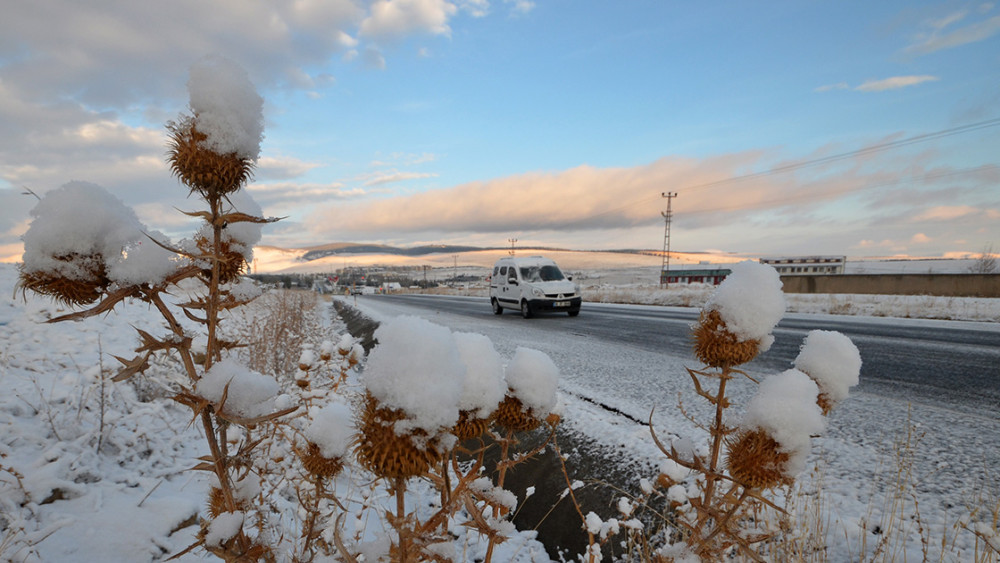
[531,287,544,298]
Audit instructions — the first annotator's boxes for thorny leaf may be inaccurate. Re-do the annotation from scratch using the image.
[172,390,213,425]
[177,209,214,222]
[46,265,202,323]
[182,308,208,324]
[111,353,151,382]
[132,327,177,354]
[215,212,283,226]
[214,405,298,428]
[460,493,509,544]
[142,232,195,259]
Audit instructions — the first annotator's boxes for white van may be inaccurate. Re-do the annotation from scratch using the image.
[489,256,581,318]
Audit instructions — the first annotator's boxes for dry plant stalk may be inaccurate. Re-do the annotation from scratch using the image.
[17,98,285,561]
[633,267,859,562]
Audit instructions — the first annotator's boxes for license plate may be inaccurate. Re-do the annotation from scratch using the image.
[554,301,570,307]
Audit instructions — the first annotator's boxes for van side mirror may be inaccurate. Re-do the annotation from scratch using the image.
[567,275,573,281]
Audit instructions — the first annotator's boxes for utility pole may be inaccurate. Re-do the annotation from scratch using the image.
[660,192,677,287]
[453,255,458,285]
[508,238,518,256]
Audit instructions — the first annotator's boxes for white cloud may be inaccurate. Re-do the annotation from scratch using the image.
[458,0,490,17]
[256,156,322,180]
[370,152,438,166]
[0,1,366,108]
[361,171,439,186]
[360,0,458,40]
[248,182,368,205]
[929,10,969,30]
[911,205,984,221]
[855,75,939,92]
[505,0,535,15]
[906,14,1000,55]
[815,82,850,93]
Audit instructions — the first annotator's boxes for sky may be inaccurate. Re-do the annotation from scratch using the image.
[1,0,999,263]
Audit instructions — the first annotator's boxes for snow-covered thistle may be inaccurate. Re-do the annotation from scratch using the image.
[17,56,286,561]
[640,261,862,561]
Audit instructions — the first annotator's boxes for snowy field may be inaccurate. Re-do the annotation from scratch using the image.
[2,260,998,561]
[0,263,551,562]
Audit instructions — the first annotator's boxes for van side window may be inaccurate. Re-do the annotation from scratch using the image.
[499,266,507,277]
[493,266,500,277]
[507,267,518,283]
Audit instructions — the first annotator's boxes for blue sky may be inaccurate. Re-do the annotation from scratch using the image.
[1,0,998,262]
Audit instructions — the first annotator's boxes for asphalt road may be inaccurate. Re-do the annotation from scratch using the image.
[352,293,1000,419]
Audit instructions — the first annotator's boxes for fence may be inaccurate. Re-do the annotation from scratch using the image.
[779,274,1000,298]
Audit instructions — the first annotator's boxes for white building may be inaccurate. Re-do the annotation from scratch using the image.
[759,256,846,275]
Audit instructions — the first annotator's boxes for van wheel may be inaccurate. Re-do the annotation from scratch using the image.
[568,310,580,317]
[492,298,503,315]
[520,300,533,319]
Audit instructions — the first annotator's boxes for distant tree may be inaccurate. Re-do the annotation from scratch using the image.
[969,243,997,274]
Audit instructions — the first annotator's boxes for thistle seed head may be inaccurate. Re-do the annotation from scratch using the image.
[17,254,109,306]
[452,409,490,441]
[354,393,443,480]
[194,235,247,284]
[167,119,254,198]
[493,395,542,433]
[298,442,344,478]
[725,428,792,490]
[693,310,760,368]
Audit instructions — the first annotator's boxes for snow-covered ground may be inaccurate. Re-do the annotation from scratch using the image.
[2,260,998,561]
[0,264,551,561]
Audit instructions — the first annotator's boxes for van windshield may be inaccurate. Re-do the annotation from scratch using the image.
[519,265,565,282]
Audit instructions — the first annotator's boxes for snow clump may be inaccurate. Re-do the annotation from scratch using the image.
[108,229,178,286]
[186,55,264,159]
[362,316,464,433]
[793,330,862,404]
[195,358,279,420]
[21,181,177,284]
[742,369,826,477]
[204,511,245,547]
[304,399,354,459]
[505,347,560,417]
[453,331,507,418]
[704,260,785,351]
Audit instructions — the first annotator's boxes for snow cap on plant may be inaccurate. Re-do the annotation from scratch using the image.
[727,369,825,487]
[18,181,180,304]
[167,55,263,197]
[793,330,862,414]
[299,400,353,478]
[494,347,560,432]
[694,261,785,367]
[452,331,506,439]
[194,358,279,424]
[356,316,464,479]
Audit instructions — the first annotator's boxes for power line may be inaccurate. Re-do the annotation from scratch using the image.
[676,117,1000,193]
[682,164,1000,216]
